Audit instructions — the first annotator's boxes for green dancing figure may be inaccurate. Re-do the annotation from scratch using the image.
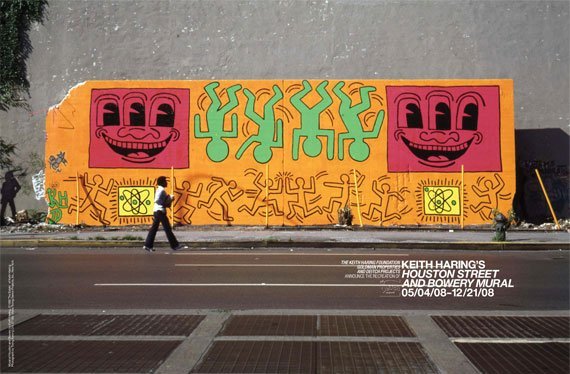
[194,82,242,162]
[333,81,385,162]
[236,85,284,164]
[290,80,335,160]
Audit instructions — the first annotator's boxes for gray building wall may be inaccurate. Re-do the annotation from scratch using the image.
[1,0,568,221]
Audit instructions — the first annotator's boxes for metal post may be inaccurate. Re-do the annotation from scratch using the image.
[171,166,175,227]
[352,169,363,227]
[75,171,80,225]
[461,165,464,229]
[265,163,269,228]
[534,169,560,229]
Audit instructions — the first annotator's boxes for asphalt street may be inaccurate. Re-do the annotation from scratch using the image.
[1,247,568,310]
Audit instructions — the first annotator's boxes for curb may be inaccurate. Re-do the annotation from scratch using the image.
[1,239,568,251]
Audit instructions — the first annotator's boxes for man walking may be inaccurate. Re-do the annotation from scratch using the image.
[144,176,186,251]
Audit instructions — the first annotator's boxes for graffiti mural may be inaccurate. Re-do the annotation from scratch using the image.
[108,177,155,225]
[66,173,115,225]
[236,86,284,164]
[194,83,241,163]
[363,176,412,224]
[45,79,515,227]
[470,174,512,220]
[284,173,324,222]
[89,89,190,168]
[322,171,365,222]
[197,177,244,223]
[334,82,385,162]
[49,151,68,173]
[386,86,501,172]
[424,186,461,215]
[415,178,467,224]
[172,179,203,225]
[290,80,336,160]
[46,188,68,224]
[239,169,284,217]
[117,186,154,217]
[32,170,45,201]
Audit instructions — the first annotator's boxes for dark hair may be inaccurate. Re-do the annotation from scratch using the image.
[156,176,168,187]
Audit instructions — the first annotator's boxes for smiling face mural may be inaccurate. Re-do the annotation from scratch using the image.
[89,88,190,168]
[386,86,501,172]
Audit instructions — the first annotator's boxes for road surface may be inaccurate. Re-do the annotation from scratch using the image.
[1,246,567,310]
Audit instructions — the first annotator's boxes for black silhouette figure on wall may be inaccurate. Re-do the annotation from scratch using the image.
[1,171,21,225]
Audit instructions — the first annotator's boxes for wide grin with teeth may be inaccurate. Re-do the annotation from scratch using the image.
[101,132,172,160]
[402,136,474,164]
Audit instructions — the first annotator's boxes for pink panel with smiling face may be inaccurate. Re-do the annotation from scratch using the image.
[89,88,189,168]
[386,86,501,172]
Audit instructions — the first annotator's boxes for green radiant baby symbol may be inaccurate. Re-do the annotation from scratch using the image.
[333,82,385,162]
[194,82,242,162]
[236,85,284,164]
[290,80,335,160]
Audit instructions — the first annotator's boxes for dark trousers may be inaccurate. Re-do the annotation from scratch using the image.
[0,199,16,225]
[145,210,179,249]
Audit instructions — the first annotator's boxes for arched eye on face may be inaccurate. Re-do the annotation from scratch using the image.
[396,94,423,129]
[405,103,423,128]
[428,92,452,130]
[156,103,174,127]
[103,103,119,126]
[95,94,121,127]
[123,93,147,127]
[434,102,451,130]
[129,102,145,126]
[150,95,179,127]
[457,93,483,131]
[461,103,478,130]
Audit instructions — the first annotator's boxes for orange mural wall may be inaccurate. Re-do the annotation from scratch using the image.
[45,80,515,226]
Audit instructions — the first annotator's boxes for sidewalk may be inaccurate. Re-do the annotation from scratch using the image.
[1,224,569,250]
[156,311,570,374]
[3,309,568,374]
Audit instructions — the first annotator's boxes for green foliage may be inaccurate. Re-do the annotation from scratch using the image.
[338,204,353,226]
[27,151,44,170]
[18,151,43,195]
[491,208,516,242]
[0,0,48,111]
[0,137,17,170]
[110,235,145,241]
[0,136,27,176]
[120,235,144,241]
[25,209,47,223]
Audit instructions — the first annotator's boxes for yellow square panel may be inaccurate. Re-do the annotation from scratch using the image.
[423,186,461,216]
[118,186,154,217]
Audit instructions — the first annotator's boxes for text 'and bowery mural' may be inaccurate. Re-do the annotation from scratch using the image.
[45,79,515,226]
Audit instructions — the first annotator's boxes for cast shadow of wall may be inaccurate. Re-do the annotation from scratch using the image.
[515,128,569,223]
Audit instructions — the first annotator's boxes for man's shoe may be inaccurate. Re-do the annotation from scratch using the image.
[143,246,155,252]
[172,244,188,251]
